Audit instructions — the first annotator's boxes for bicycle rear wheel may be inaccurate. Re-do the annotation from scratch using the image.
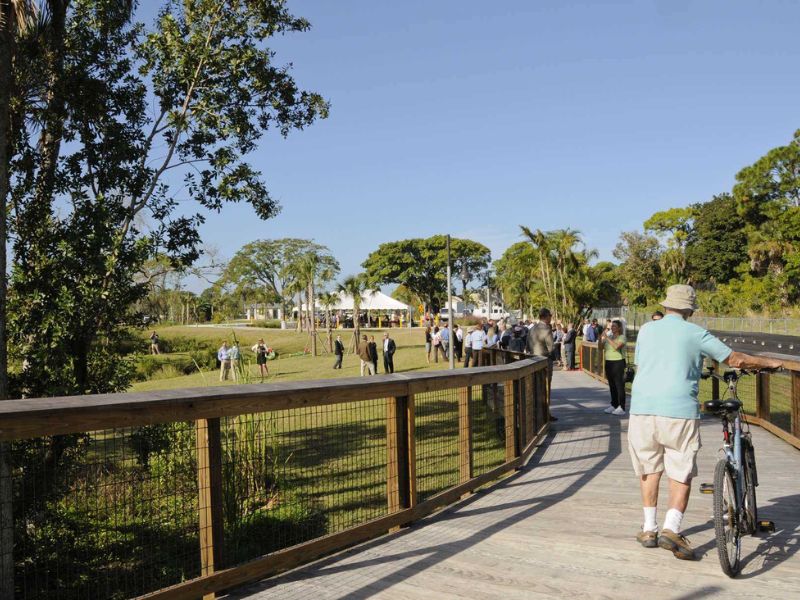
[742,439,758,535]
[713,459,741,576]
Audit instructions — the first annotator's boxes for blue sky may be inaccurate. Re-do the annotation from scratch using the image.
[149,1,800,290]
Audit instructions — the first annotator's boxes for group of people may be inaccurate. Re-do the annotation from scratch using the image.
[216,338,272,381]
[353,333,397,375]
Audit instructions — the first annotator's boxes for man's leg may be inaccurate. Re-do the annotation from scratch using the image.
[667,477,691,513]
[640,472,662,508]
[639,472,662,531]
[360,360,366,376]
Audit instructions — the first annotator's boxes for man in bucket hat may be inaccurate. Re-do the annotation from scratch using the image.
[628,284,781,559]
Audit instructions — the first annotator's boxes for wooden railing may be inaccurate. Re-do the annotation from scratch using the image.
[0,349,548,600]
[580,340,800,450]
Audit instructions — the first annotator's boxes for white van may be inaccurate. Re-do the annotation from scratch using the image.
[472,305,509,320]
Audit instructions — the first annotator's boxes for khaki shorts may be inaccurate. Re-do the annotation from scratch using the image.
[628,414,701,483]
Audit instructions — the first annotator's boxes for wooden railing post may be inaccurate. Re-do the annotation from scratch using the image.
[525,373,534,445]
[504,379,517,462]
[196,417,224,600]
[517,376,526,453]
[792,372,800,439]
[387,395,416,524]
[756,371,770,421]
[458,387,473,486]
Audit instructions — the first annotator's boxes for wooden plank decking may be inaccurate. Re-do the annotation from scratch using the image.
[227,371,800,599]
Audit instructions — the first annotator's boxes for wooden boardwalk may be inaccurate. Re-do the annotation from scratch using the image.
[227,371,800,599]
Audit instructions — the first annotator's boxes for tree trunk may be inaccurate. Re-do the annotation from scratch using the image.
[0,18,13,600]
[308,280,317,356]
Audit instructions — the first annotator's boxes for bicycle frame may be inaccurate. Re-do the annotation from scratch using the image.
[714,373,746,528]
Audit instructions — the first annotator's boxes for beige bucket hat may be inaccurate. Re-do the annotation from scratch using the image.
[660,284,698,311]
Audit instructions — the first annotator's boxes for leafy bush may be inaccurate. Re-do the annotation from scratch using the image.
[246,319,282,328]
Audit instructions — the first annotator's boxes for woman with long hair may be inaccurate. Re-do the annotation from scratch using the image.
[251,338,269,380]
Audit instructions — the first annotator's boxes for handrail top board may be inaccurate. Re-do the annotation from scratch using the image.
[0,356,547,441]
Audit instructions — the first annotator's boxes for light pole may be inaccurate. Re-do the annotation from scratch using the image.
[447,235,455,370]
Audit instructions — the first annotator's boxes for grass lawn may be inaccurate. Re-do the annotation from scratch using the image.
[132,325,452,391]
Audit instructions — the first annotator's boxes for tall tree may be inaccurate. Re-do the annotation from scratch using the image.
[685,194,748,285]
[294,247,339,355]
[613,231,664,306]
[732,129,800,302]
[362,235,489,313]
[337,274,370,350]
[221,239,331,328]
[494,241,539,316]
[449,238,491,296]
[644,207,695,284]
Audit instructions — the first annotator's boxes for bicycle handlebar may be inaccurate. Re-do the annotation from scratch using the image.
[700,366,783,381]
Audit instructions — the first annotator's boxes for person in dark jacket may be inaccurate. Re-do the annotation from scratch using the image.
[382,333,396,373]
[368,335,379,374]
[562,324,577,370]
[333,335,344,369]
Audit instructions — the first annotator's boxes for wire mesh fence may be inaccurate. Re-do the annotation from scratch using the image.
[10,423,200,600]
[0,355,550,599]
[415,388,460,502]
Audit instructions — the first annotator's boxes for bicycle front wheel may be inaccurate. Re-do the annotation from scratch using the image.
[713,459,741,577]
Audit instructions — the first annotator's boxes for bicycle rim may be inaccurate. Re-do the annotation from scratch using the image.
[743,441,758,535]
[714,459,741,576]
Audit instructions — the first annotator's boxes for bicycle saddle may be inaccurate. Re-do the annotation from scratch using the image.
[703,399,742,413]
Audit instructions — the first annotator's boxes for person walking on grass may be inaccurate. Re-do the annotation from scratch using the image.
[383,332,396,373]
[629,284,781,559]
[218,342,232,381]
[252,338,269,379]
[368,335,379,374]
[358,334,375,376]
[602,320,627,415]
[333,335,344,369]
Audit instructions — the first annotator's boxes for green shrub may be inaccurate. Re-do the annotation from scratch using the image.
[246,319,282,328]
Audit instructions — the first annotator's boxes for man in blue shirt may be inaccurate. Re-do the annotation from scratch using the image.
[584,320,597,343]
[629,285,781,559]
[439,323,450,359]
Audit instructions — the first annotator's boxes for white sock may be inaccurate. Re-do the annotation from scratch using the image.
[643,507,658,532]
[663,508,684,534]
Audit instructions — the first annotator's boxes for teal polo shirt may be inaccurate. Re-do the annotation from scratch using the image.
[631,314,732,420]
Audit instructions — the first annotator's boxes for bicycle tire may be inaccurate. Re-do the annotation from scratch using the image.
[713,459,741,577]
[742,439,758,535]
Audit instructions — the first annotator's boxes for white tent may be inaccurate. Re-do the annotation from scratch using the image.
[322,291,410,312]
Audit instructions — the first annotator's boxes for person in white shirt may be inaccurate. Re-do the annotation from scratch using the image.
[218,342,232,381]
[470,327,485,366]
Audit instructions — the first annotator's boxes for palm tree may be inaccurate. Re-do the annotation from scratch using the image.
[295,250,339,356]
[337,274,370,352]
[317,291,339,352]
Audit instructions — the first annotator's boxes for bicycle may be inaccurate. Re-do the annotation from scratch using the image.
[701,366,775,577]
